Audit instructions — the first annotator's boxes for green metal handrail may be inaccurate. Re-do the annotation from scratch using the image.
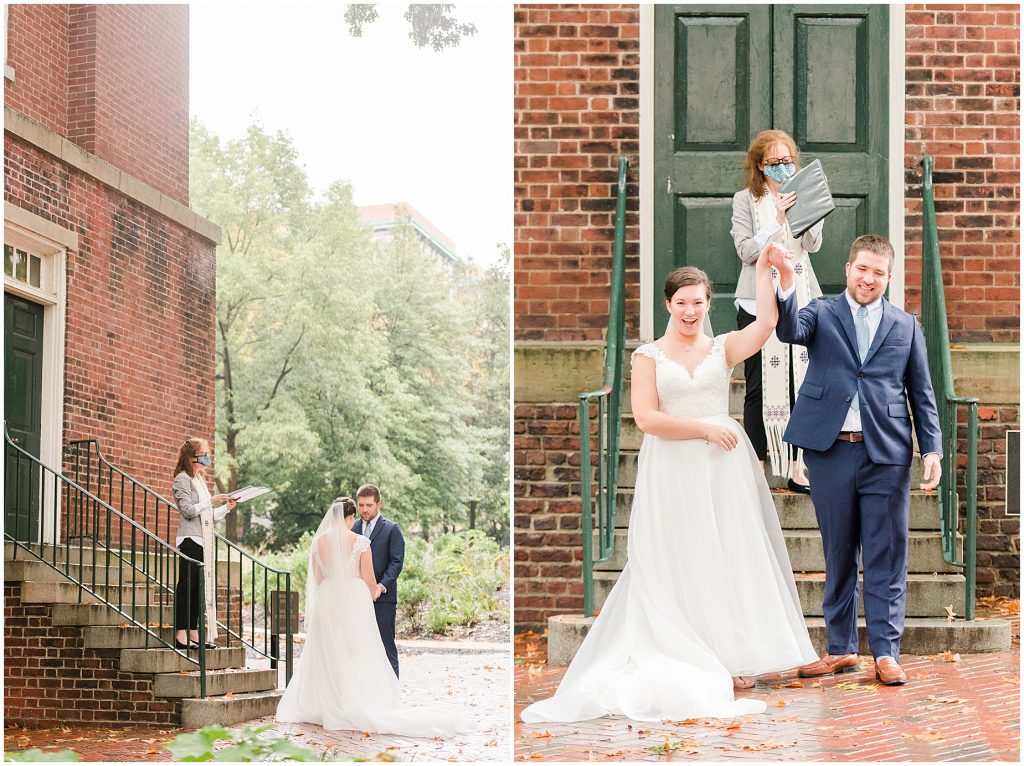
[4,426,209,696]
[65,439,295,684]
[919,156,980,620]
[579,156,629,616]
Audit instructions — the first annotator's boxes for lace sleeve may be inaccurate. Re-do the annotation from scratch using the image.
[631,344,659,368]
[353,535,371,556]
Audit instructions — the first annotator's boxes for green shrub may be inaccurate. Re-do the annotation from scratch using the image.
[4,750,79,762]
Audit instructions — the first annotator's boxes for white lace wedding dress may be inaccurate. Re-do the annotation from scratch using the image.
[276,521,463,736]
[521,334,818,723]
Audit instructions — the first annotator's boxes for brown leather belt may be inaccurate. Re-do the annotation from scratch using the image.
[836,431,865,443]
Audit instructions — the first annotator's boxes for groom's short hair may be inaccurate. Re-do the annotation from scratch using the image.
[356,484,381,503]
[848,234,895,269]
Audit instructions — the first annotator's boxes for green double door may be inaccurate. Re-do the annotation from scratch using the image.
[5,293,44,541]
[653,4,889,333]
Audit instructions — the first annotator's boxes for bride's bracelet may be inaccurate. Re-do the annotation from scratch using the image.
[703,428,711,443]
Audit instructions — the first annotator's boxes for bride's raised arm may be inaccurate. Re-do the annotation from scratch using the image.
[725,241,783,368]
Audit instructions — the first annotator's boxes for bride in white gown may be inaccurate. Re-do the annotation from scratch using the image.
[521,243,818,724]
[276,497,464,736]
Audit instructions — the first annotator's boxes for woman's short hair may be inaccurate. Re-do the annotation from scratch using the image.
[664,266,713,303]
[330,497,357,518]
[173,437,208,479]
[744,129,801,200]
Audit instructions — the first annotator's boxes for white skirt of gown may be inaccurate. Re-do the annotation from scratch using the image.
[521,414,818,723]
[276,576,464,737]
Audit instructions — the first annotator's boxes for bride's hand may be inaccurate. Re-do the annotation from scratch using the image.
[703,424,738,451]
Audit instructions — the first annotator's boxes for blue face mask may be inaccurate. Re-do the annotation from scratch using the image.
[764,162,796,183]
[196,455,212,467]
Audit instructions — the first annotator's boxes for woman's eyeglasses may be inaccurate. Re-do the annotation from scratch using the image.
[763,157,794,167]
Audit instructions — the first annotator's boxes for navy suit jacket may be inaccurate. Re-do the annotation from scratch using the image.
[351,515,404,604]
[776,292,942,465]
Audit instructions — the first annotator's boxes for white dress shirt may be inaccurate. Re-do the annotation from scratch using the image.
[839,291,884,432]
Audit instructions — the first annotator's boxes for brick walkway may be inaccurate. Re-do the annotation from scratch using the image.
[5,645,511,762]
[515,607,1019,762]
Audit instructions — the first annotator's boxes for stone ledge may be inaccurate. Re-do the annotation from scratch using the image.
[951,344,1019,405]
[515,341,605,403]
[5,106,221,245]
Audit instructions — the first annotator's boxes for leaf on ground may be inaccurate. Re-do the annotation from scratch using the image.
[525,754,545,761]
[531,730,552,739]
[483,740,497,747]
[740,740,796,751]
[902,730,944,741]
[646,737,702,755]
[783,681,805,688]
[943,651,961,663]
[944,604,957,621]
[925,695,966,704]
[1001,677,1019,685]
[834,681,878,692]
[660,718,699,726]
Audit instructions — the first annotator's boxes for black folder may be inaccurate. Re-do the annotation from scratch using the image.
[777,159,835,237]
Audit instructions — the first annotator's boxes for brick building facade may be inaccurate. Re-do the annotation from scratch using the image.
[4,4,220,724]
[514,4,1020,631]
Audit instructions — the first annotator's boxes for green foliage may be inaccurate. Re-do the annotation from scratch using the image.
[344,4,478,51]
[164,724,321,762]
[190,120,508,549]
[238,530,312,613]
[4,750,79,762]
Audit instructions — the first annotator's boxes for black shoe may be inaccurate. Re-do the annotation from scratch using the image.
[204,642,218,650]
[174,640,200,650]
[787,478,811,494]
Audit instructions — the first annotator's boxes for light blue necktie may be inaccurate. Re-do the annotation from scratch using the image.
[851,305,870,412]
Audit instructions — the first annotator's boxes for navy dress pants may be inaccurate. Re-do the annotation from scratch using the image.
[374,600,399,678]
[804,439,911,661]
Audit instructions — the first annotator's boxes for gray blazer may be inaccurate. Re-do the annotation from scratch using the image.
[730,189,824,301]
[172,471,213,542]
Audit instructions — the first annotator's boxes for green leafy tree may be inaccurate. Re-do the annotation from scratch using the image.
[344,4,478,51]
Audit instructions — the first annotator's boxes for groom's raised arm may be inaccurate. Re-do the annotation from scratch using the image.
[379,523,405,594]
[769,248,816,346]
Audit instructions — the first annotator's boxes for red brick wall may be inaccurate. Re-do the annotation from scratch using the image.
[3,583,181,726]
[4,135,216,542]
[514,4,641,342]
[904,4,1020,343]
[970,404,1020,596]
[6,4,190,205]
[5,5,70,137]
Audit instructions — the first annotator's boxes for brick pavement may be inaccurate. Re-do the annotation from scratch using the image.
[5,646,512,762]
[515,609,1019,762]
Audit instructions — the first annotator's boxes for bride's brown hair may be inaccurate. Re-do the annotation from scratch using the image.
[330,497,357,518]
[664,266,713,303]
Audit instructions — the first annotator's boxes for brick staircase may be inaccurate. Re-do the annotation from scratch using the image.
[547,369,1012,665]
[4,543,283,728]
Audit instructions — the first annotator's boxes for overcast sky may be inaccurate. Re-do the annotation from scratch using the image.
[190,3,511,265]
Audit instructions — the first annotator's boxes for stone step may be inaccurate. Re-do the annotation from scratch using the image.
[180,690,284,729]
[153,667,278,698]
[616,449,928,490]
[545,613,1012,667]
[82,624,176,649]
[608,489,940,530]
[120,646,246,673]
[591,571,966,617]
[4,558,152,584]
[592,530,962,573]
[50,602,178,627]
[18,580,156,606]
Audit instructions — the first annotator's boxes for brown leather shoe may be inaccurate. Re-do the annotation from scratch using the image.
[874,657,907,686]
[797,653,861,678]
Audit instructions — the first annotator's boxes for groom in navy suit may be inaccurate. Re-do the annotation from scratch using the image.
[770,234,942,686]
[352,484,405,677]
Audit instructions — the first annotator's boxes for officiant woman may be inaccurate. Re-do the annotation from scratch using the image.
[171,437,236,650]
[730,129,826,493]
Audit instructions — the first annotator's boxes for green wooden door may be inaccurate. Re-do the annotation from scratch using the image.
[654,4,889,333]
[5,293,44,541]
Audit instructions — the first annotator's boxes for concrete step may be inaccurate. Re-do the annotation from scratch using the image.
[592,529,962,574]
[18,580,156,606]
[609,489,940,531]
[180,690,284,729]
[591,571,966,617]
[4,558,152,584]
[120,646,246,673]
[804,617,1013,655]
[82,624,175,649]
[616,449,928,490]
[545,613,1012,667]
[50,602,177,627]
[153,667,278,698]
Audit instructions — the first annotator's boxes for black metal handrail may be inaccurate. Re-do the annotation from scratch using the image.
[4,426,209,696]
[579,156,629,616]
[65,439,294,683]
[918,156,980,620]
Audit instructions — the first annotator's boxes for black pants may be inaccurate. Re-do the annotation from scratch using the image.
[374,600,399,678]
[174,538,205,631]
[737,307,797,463]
